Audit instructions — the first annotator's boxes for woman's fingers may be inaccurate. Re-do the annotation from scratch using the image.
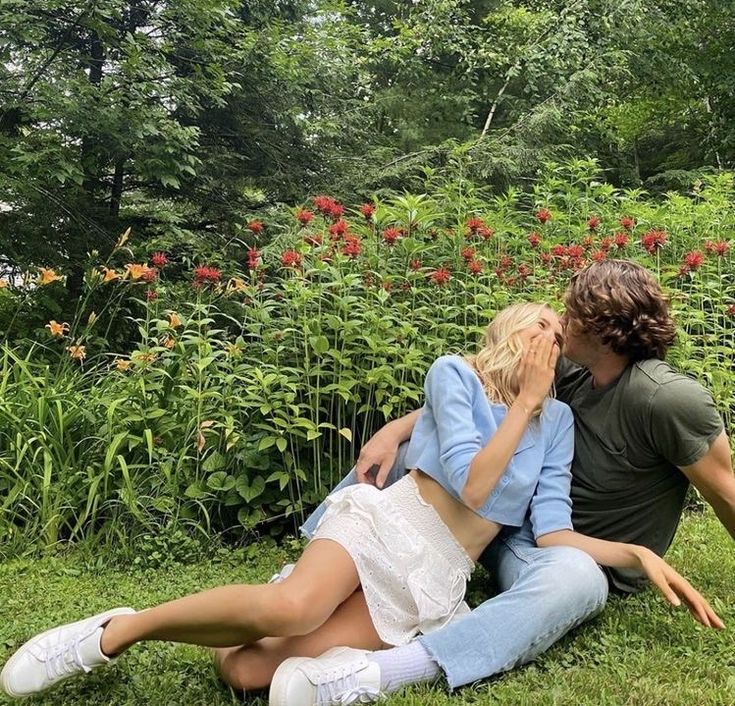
[657,569,725,629]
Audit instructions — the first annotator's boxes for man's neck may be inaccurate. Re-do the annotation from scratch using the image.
[586,352,630,389]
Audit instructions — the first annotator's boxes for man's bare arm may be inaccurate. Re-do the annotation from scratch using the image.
[355,409,421,487]
[681,431,735,541]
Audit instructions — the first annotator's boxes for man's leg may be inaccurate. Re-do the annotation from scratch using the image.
[417,524,609,688]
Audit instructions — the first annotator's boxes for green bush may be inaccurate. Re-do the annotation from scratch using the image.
[1,161,734,547]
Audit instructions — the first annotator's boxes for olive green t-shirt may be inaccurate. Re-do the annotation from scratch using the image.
[556,358,724,593]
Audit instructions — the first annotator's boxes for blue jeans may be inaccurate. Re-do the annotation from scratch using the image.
[301,443,609,689]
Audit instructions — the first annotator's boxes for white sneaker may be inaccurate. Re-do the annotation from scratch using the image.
[0,607,136,698]
[269,563,296,584]
[269,646,383,706]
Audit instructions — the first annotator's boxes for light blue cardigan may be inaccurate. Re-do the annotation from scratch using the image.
[404,355,574,539]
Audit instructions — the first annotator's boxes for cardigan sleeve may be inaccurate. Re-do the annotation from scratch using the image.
[423,356,490,498]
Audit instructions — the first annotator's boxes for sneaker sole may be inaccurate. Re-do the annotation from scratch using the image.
[0,607,136,698]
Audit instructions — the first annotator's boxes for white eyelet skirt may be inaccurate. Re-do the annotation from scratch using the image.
[311,474,474,646]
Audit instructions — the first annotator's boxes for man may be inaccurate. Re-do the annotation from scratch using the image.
[265,259,735,705]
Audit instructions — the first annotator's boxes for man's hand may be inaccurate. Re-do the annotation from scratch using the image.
[355,431,399,487]
[354,410,421,487]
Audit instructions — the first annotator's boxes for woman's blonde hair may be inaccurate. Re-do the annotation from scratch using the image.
[465,302,555,410]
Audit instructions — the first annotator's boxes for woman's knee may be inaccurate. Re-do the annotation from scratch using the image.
[215,646,274,691]
[264,585,328,636]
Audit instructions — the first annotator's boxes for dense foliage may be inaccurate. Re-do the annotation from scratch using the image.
[1,163,734,547]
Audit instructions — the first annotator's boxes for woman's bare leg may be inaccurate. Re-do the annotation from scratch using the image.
[99,540,358,655]
[215,589,386,691]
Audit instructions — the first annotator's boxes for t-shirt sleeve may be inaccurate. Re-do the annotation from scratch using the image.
[423,356,487,497]
[530,403,574,539]
[649,378,724,467]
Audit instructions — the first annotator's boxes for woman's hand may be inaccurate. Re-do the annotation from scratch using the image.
[634,546,725,629]
[516,334,559,412]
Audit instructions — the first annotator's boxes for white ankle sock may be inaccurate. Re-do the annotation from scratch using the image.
[370,641,441,693]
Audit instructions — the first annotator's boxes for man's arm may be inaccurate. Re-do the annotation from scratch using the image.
[355,409,421,487]
[680,431,735,541]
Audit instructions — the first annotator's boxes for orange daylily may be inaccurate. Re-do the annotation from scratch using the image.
[46,320,70,337]
[124,263,150,281]
[38,268,63,285]
[114,358,131,372]
[101,267,121,282]
[0,279,8,289]
[160,336,175,350]
[168,312,182,328]
[67,345,86,360]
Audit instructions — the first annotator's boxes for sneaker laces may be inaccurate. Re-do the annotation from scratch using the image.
[315,664,381,705]
[45,636,91,680]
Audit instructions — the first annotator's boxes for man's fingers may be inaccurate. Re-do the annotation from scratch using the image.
[354,459,376,485]
[374,457,395,489]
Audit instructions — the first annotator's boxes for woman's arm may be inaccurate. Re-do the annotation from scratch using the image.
[537,530,724,629]
[463,336,558,509]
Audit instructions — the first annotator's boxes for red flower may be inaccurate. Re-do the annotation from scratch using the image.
[150,252,168,268]
[506,276,518,287]
[304,233,323,247]
[726,304,735,318]
[409,259,423,271]
[248,220,264,235]
[296,209,314,226]
[551,244,567,258]
[466,217,486,234]
[683,250,705,271]
[468,260,483,275]
[360,203,376,220]
[142,267,158,283]
[381,280,392,292]
[247,247,261,269]
[567,245,584,260]
[500,255,513,270]
[591,249,606,262]
[281,250,302,268]
[461,247,476,262]
[587,216,601,230]
[429,267,451,286]
[641,229,667,254]
[613,232,629,249]
[536,208,552,225]
[582,236,594,248]
[601,236,614,251]
[146,289,158,301]
[329,219,349,238]
[382,227,401,246]
[193,265,221,285]
[313,196,344,220]
[477,226,494,241]
[619,216,636,231]
[517,263,531,279]
[342,235,362,258]
[540,253,552,266]
[527,232,542,248]
[705,240,730,257]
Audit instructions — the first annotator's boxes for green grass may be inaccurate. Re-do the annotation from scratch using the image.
[1,512,733,706]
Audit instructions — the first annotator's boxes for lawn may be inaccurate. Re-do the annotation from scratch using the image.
[1,511,732,706]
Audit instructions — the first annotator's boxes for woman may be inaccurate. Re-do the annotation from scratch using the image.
[0,304,721,700]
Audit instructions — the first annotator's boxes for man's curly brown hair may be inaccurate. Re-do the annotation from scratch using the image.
[564,260,676,361]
